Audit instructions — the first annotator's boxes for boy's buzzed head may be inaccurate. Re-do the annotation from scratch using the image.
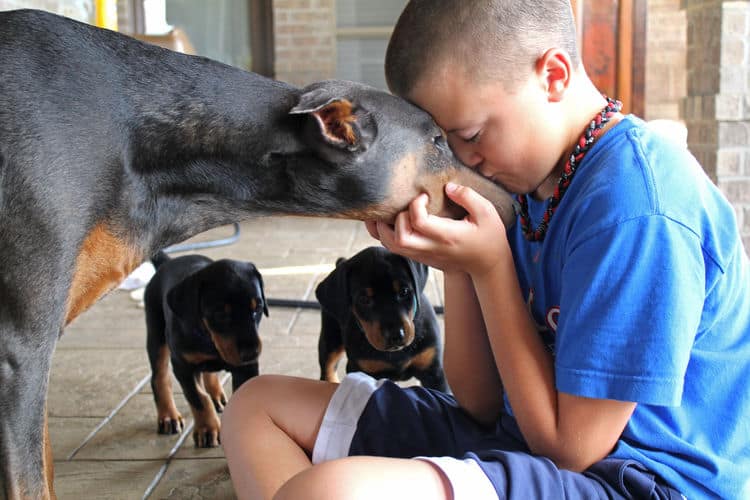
[385,0,580,98]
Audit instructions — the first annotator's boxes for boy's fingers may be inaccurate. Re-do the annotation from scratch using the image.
[445,182,493,220]
[364,220,380,240]
[408,192,461,239]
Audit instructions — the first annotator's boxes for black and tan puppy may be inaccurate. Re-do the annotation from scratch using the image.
[315,246,447,391]
[143,251,268,448]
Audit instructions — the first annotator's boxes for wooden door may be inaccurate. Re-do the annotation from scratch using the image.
[571,0,646,115]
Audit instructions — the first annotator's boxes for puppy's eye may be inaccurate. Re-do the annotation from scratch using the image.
[397,288,412,300]
[357,295,374,308]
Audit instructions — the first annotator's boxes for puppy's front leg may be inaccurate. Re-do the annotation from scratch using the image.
[201,372,228,413]
[172,362,221,448]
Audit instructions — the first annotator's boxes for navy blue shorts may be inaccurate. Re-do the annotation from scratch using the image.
[312,373,684,499]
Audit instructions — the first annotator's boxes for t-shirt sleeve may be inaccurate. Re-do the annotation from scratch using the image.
[554,215,705,406]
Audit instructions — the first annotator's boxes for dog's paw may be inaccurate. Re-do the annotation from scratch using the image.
[193,424,221,448]
[157,413,184,435]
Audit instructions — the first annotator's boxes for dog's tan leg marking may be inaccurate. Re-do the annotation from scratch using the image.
[404,346,438,371]
[152,345,183,433]
[356,359,396,375]
[16,412,55,499]
[323,346,345,383]
[65,224,142,325]
[202,372,227,412]
[43,407,56,500]
[189,384,222,448]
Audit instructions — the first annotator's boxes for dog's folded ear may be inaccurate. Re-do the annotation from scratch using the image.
[404,258,429,313]
[249,265,269,317]
[315,258,350,322]
[290,87,376,153]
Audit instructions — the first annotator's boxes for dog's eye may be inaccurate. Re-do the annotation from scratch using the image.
[357,295,374,308]
[398,288,412,300]
[432,133,448,150]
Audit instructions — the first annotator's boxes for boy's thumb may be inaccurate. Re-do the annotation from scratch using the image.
[445,182,472,204]
[445,182,491,218]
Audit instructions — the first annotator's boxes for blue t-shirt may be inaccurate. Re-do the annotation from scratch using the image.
[508,115,750,498]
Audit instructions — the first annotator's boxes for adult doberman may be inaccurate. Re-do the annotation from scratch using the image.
[0,9,516,498]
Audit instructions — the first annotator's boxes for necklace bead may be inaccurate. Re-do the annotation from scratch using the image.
[517,96,622,241]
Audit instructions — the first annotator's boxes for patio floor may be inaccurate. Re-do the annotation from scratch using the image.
[49,216,445,499]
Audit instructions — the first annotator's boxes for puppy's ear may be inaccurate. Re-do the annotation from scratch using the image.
[166,273,202,329]
[290,89,376,152]
[315,258,351,322]
[404,258,429,313]
[252,266,269,317]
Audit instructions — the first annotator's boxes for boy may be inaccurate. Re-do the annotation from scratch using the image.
[222,1,750,498]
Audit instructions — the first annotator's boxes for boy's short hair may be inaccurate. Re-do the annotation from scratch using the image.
[385,0,580,97]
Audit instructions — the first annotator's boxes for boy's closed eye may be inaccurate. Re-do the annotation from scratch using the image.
[449,128,482,144]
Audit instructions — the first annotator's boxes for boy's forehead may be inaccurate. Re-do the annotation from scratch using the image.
[408,66,484,129]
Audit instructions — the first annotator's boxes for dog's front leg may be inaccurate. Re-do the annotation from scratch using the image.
[172,362,221,448]
[0,324,58,500]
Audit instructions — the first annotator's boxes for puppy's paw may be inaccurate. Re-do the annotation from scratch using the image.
[157,412,184,435]
[193,423,221,448]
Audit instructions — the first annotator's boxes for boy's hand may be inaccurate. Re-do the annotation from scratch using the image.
[368,183,511,275]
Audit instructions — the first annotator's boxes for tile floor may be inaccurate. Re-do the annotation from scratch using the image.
[49,216,445,499]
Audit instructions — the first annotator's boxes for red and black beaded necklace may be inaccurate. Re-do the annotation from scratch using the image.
[517,96,622,241]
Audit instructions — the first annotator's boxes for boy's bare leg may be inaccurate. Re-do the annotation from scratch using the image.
[274,456,452,500]
[221,374,338,500]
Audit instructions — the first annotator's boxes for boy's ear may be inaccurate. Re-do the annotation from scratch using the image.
[537,48,572,102]
[290,89,376,152]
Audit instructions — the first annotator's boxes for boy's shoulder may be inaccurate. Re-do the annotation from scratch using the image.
[566,115,739,263]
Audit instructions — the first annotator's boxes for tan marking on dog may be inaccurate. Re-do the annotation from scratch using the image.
[202,372,227,409]
[181,351,220,365]
[356,358,396,374]
[189,389,222,447]
[65,224,142,325]
[404,346,438,371]
[334,145,517,227]
[152,344,182,423]
[43,407,56,500]
[353,310,387,351]
[323,346,345,383]
[201,318,260,366]
[250,298,257,310]
[16,417,56,499]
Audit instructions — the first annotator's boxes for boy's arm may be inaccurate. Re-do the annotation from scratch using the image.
[442,271,504,424]
[471,254,636,472]
[373,186,636,472]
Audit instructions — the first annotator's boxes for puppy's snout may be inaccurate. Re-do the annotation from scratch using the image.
[238,337,261,364]
[384,327,407,351]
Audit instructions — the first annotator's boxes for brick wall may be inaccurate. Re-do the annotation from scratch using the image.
[683,0,750,251]
[645,0,687,121]
[0,0,92,21]
[272,0,336,87]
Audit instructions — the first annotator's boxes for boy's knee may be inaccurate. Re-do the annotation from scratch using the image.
[222,374,281,429]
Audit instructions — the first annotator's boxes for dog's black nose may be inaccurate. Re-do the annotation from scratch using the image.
[385,328,406,350]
